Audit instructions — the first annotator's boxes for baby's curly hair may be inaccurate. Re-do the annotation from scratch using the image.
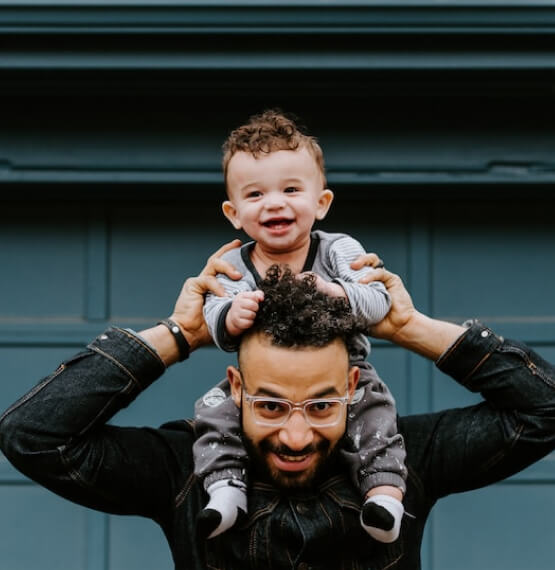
[246,265,364,352]
[222,109,326,187]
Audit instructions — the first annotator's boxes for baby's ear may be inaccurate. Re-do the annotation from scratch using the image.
[222,201,242,230]
[316,189,334,220]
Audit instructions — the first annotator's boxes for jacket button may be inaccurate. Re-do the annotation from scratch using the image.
[295,503,309,515]
[297,564,309,570]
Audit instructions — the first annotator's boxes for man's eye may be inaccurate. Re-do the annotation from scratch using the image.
[312,401,331,412]
[256,400,287,416]
[307,401,336,416]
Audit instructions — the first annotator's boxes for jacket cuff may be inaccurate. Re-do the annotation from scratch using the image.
[87,327,166,390]
[360,472,406,496]
[216,303,240,352]
[436,320,503,386]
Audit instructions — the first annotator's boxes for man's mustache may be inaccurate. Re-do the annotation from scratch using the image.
[259,440,328,457]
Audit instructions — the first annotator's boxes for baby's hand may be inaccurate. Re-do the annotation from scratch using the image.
[225,290,265,337]
[301,272,347,299]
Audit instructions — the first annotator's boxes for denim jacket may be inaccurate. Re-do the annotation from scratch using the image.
[1,323,554,569]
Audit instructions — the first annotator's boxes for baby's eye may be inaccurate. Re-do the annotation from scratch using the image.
[246,190,262,198]
[284,186,299,193]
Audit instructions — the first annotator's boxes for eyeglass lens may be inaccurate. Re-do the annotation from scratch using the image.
[251,398,343,426]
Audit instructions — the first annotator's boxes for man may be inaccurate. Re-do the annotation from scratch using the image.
[0,241,554,569]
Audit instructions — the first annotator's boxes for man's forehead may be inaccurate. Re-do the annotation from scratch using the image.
[238,332,349,395]
[239,330,345,361]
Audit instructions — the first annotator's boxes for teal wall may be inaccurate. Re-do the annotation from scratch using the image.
[0,2,554,569]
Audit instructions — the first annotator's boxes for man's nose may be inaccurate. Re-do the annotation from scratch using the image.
[277,409,314,450]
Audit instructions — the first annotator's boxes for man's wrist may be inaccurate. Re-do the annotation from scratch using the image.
[157,318,190,361]
[390,311,466,361]
[139,324,182,367]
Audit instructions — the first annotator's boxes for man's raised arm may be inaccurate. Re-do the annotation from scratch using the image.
[0,240,242,517]
[139,239,243,364]
[352,258,465,359]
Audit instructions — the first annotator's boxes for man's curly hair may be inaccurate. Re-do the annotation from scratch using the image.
[222,109,326,187]
[246,265,365,353]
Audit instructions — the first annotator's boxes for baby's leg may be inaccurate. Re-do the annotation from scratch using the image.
[340,362,407,543]
[193,379,248,538]
[361,485,404,543]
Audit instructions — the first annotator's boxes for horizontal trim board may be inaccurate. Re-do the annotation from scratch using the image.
[2,169,555,186]
[1,320,555,346]
[2,51,555,71]
[3,2,555,35]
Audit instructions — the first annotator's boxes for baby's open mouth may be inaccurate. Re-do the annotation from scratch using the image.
[262,218,293,228]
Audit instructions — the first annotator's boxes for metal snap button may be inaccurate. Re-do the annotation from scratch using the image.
[295,503,309,515]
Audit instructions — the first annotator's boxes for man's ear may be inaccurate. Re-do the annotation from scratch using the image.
[347,365,360,400]
[227,365,242,407]
[222,201,242,230]
[315,189,334,221]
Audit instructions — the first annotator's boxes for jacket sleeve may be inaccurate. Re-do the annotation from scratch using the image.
[0,327,194,519]
[401,321,555,500]
[326,236,391,325]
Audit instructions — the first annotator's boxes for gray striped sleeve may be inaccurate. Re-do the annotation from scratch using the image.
[202,247,258,351]
[327,236,391,325]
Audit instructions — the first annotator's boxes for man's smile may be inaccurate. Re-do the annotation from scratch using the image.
[270,450,315,472]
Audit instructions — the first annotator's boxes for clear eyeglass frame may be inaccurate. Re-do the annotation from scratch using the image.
[241,387,350,428]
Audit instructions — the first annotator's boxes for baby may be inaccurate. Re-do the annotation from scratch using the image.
[194,110,406,543]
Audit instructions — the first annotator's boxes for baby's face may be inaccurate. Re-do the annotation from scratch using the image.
[223,147,333,254]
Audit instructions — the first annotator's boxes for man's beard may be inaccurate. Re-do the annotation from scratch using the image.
[243,434,340,490]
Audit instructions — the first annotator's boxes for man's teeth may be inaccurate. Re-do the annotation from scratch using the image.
[279,453,308,462]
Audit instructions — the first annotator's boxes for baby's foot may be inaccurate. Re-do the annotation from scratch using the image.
[196,479,247,539]
[360,494,403,543]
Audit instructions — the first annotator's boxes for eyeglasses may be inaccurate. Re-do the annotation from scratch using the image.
[241,382,350,427]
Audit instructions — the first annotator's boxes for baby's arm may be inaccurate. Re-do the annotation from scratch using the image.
[225,290,264,337]
[327,235,391,325]
[203,273,258,351]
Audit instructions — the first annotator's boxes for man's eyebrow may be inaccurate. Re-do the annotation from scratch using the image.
[310,387,343,399]
[252,387,283,398]
[252,386,342,399]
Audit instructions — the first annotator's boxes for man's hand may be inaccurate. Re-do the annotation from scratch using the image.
[352,253,465,358]
[350,252,415,341]
[350,252,384,272]
[300,272,347,299]
[225,290,265,337]
[169,240,243,351]
[356,265,416,342]
[140,240,242,365]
